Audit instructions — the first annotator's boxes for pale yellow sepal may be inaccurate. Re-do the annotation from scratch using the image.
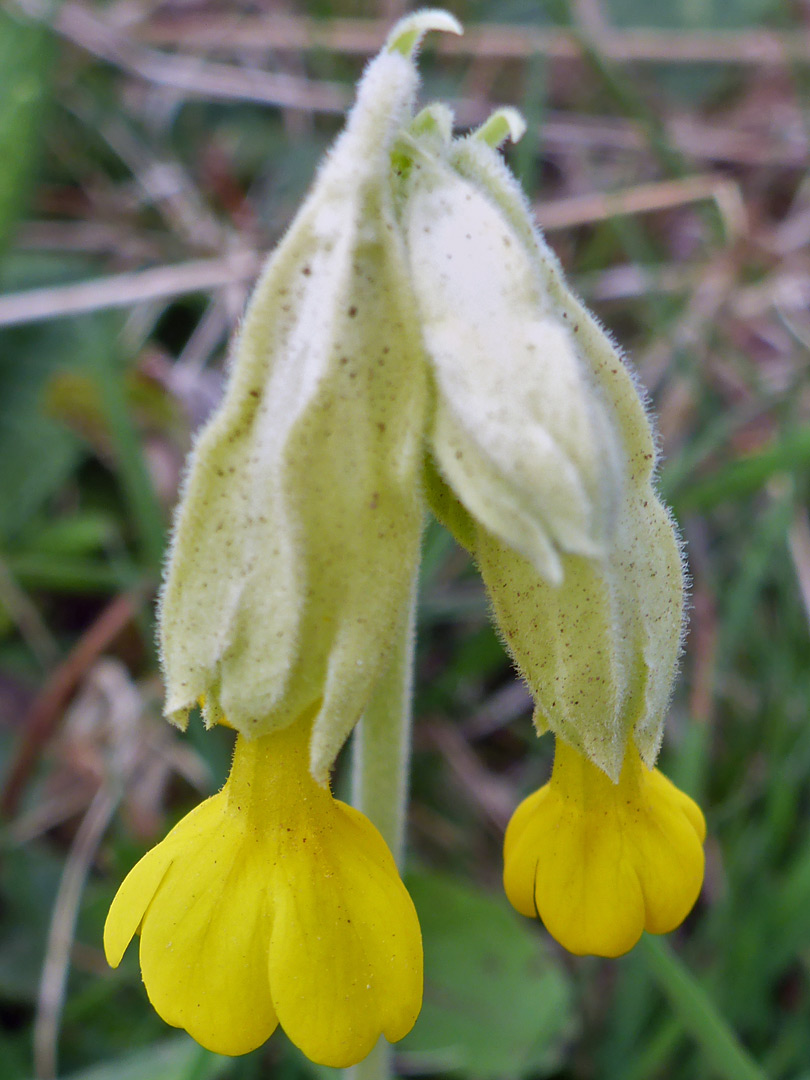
[475,483,683,779]
[403,153,623,585]
[158,17,468,779]
[447,134,658,482]
[104,717,423,1066]
[476,533,635,776]
[414,133,685,774]
[503,737,705,958]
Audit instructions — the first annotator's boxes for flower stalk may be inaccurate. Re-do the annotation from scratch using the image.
[347,577,419,1080]
[351,578,419,868]
[347,1036,392,1080]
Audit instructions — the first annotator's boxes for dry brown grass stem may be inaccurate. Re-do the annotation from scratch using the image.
[536,174,748,241]
[17,221,163,259]
[0,558,60,668]
[0,251,259,328]
[639,257,737,390]
[78,108,227,252]
[33,785,119,1080]
[469,111,806,168]
[136,14,810,68]
[2,593,138,818]
[45,1,350,112]
[580,264,697,301]
[461,681,533,741]
[16,1,803,166]
[425,721,515,831]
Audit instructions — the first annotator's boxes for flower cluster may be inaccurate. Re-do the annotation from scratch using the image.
[105,8,706,1067]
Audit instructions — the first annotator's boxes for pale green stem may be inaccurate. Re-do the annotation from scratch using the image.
[350,581,418,867]
[347,1036,391,1080]
[638,936,769,1080]
[346,578,419,1080]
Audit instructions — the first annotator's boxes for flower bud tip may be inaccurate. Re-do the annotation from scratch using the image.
[410,102,455,144]
[386,9,463,58]
[474,107,527,148]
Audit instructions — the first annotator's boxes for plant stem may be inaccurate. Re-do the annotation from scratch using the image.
[346,578,418,1080]
[638,935,769,1080]
[350,581,418,867]
[346,1037,391,1080]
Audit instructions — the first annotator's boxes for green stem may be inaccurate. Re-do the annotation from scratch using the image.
[350,582,417,867]
[346,578,418,1080]
[346,1037,391,1080]
[638,936,769,1080]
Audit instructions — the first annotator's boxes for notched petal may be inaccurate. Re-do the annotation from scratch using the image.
[137,797,279,1056]
[269,802,423,1067]
[503,740,705,957]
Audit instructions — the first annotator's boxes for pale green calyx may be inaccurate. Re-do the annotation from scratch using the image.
[159,9,684,785]
[417,133,684,780]
[159,15,449,781]
[402,150,623,586]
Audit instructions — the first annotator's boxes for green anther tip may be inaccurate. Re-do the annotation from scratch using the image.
[386,9,463,58]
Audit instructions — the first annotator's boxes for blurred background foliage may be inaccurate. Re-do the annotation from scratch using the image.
[0,0,808,1078]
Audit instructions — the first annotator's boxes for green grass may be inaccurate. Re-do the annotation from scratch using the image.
[0,0,808,1078]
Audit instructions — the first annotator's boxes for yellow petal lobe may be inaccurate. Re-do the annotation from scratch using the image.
[104,716,422,1064]
[269,800,422,1067]
[503,738,705,958]
[103,794,221,968]
[137,792,279,1056]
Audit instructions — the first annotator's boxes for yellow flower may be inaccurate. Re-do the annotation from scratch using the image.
[103,715,422,1066]
[503,737,706,958]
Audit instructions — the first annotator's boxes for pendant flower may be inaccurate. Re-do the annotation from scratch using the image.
[104,714,422,1065]
[503,738,706,957]
[396,39,706,953]
[158,11,464,784]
